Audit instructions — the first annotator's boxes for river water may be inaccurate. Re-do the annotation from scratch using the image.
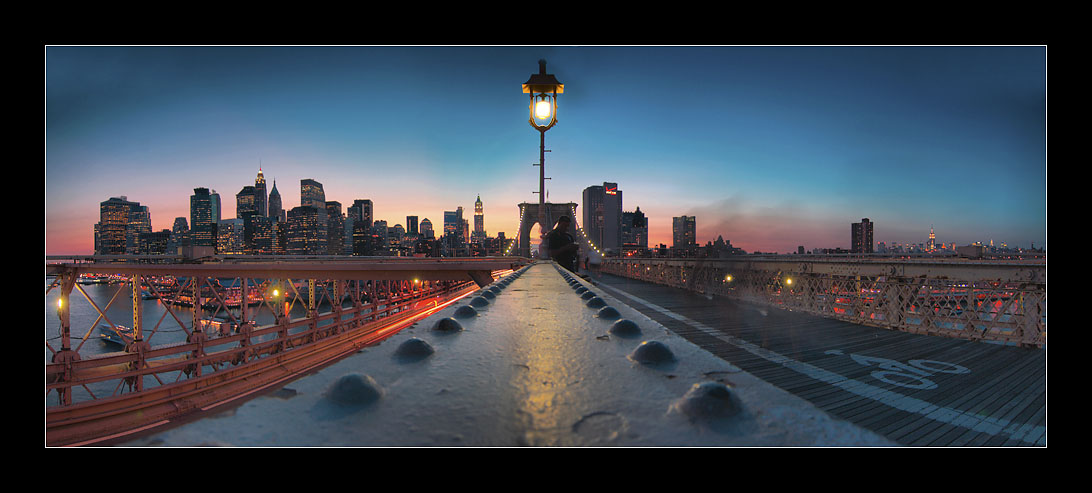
[45,277,367,405]
[46,280,320,358]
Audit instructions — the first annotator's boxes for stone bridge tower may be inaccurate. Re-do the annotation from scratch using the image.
[517,202,578,258]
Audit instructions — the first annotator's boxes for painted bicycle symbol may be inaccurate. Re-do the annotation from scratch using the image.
[824,350,970,390]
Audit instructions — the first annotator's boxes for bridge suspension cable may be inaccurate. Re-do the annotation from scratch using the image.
[568,204,604,264]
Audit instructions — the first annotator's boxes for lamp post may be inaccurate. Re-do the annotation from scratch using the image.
[523,59,564,251]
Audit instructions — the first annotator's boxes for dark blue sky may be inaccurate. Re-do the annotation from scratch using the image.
[45,45,1046,254]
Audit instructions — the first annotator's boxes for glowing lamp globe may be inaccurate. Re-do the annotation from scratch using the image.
[534,97,553,120]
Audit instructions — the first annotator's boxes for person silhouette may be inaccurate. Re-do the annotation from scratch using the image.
[545,216,578,272]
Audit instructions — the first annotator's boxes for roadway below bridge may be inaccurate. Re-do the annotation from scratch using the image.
[116,261,899,446]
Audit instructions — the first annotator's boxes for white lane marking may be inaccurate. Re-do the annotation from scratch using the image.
[597,282,1045,445]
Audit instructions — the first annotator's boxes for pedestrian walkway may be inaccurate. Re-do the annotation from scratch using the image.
[590,270,1046,446]
[120,262,895,446]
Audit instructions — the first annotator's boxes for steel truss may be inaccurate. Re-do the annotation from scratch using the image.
[601,257,1045,348]
[45,256,526,446]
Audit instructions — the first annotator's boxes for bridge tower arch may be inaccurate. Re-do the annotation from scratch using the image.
[517,202,577,258]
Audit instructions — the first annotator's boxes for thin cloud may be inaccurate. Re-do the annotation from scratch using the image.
[684,195,846,253]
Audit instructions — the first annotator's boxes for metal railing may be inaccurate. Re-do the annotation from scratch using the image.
[45,256,528,446]
[600,257,1045,347]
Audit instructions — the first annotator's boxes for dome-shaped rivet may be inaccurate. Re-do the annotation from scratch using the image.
[609,319,641,337]
[671,381,742,419]
[597,306,621,320]
[394,337,435,360]
[629,340,675,364]
[434,317,464,331]
[325,373,383,406]
[453,306,478,319]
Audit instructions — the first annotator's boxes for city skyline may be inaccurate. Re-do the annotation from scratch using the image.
[46,46,1047,255]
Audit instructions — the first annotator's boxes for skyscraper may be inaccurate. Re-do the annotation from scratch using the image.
[138,230,171,255]
[621,206,648,252]
[344,214,356,254]
[209,190,221,225]
[217,218,245,254]
[326,201,344,255]
[255,167,268,217]
[273,221,288,255]
[237,186,260,254]
[420,218,434,239]
[171,217,189,251]
[349,200,373,256]
[253,216,273,255]
[286,206,326,255]
[673,215,696,249]
[851,218,874,254]
[582,182,623,253]
[457,207,469,253]
[372,220,388,251]
[236,186,258,217]
[96,196,141,255]
[173,217,189,232]
[126,204,151,254]
[390,223,405,249]
[268,180,284,223]
[190,188,217,249]
[443,210,466,256]
[300,179,327,250]
[443,210,458,238]
[473,195,485,239]
[301,179,325,209]
[406,216,419,236]
[349,200,373,231]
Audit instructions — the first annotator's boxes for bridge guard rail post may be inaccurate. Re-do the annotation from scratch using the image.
[1021,289,1046,348]
[49,268,80,407]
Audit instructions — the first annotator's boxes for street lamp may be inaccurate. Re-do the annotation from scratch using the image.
[523,59,564,252]
[524,59,563,131]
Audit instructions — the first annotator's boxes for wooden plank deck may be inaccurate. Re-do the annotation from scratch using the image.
[592,271,1046,447]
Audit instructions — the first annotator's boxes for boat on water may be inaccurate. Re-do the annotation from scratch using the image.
[97,324,136,347]
[204,316,235,337]
[203,316,256,337]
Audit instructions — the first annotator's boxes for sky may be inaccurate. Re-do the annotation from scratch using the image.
[45,45,1047,255]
